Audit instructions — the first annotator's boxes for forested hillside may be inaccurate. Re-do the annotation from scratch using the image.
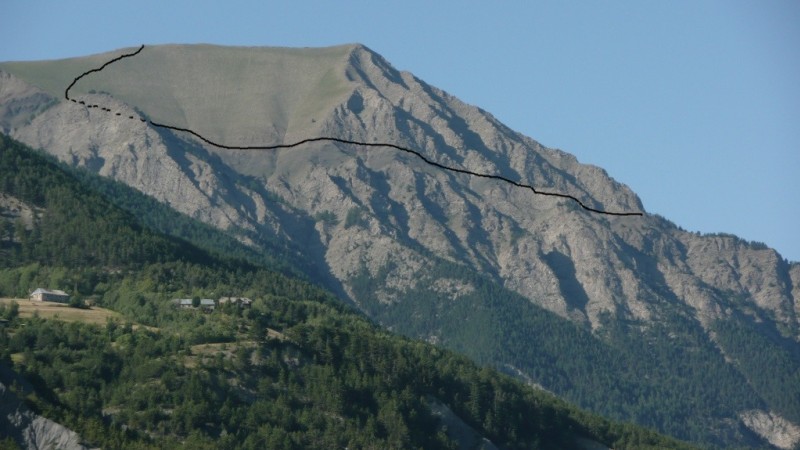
[0,135,694,449]
[350,258,799,446]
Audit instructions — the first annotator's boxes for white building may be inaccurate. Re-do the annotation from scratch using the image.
[218,297,253,308]
[30,288,70,303]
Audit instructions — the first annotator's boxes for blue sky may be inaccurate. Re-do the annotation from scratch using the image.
[3,1,799,261]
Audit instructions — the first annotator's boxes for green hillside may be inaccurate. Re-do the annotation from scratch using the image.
[0,134,694,449]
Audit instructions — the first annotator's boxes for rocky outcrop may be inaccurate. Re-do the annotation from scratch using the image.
[0,71,56,135]
[0,370,89,450]
[0,193,41,229]
[427,396,499,450]
[740,410,800,450]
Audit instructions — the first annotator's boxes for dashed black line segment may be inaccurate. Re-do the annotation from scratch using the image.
[64,44,643,217]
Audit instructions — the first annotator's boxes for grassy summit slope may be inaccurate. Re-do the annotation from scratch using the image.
[1,44,355,146]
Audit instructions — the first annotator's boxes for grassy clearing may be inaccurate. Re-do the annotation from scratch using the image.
[184,330,286,368]
[185,340,258,369]
[1,297,122,326]
[266,327,287,341]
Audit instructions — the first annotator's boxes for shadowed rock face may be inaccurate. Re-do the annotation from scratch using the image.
[2,44,798,448]
[0,369,89,450]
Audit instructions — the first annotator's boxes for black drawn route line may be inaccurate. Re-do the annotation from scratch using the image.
[65,44,643,217]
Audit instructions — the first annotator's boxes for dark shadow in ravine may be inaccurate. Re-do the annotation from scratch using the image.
[543,250,590,312]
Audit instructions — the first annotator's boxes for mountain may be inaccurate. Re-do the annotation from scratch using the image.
[0,134,694,449]
[1,44,798,448]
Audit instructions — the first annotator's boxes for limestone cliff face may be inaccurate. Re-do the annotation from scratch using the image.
[2,44,798,448]
[11,93,261,233]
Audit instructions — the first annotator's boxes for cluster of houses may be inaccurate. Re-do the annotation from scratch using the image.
[29,288,70,303]
[172,296,253,311]
[26,289,255,312]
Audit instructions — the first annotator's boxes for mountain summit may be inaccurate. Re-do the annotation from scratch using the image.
[2,44,798,448]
